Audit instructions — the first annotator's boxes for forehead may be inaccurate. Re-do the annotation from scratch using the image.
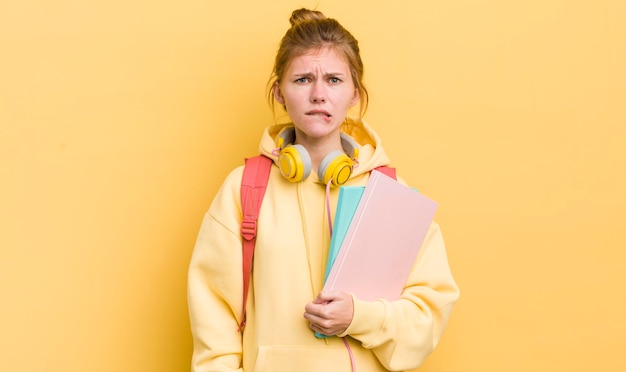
[286,47,351,73]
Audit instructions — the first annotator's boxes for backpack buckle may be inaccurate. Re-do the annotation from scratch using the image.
[241,219,257,240]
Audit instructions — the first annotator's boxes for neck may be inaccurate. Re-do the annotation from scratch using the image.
[295,134,344,172]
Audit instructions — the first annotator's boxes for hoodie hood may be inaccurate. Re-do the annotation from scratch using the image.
[258,118,391,180]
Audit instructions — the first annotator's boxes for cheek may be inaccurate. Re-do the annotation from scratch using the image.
[338,91,357,108]
[333,85,355,100]
[283,91,307,109]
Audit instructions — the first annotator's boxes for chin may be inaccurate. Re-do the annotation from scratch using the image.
[296,121,341,138]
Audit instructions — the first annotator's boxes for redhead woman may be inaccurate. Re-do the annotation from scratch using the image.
[187,8,459,372]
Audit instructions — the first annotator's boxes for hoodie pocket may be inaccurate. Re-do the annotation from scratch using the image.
[253,344,356,372]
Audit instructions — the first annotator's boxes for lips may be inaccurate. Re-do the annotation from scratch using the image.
[306,110,331,118]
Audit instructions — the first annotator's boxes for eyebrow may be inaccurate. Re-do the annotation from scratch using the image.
[292,72,347,78]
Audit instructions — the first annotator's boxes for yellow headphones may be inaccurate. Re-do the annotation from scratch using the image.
[276,127,360,188]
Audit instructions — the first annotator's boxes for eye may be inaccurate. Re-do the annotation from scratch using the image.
[329,77,341,84]
[295,77,310,84]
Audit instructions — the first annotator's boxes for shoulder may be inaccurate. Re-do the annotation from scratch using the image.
[208,165,246,214]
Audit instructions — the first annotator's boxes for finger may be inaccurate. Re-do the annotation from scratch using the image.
[304,307,331,325]
[315,291,341,303]
[304,303,324,318]
[309,322,330,335]
[303,311,321,323]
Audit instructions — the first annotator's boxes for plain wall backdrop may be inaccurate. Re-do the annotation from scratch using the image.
[1,0,625,371]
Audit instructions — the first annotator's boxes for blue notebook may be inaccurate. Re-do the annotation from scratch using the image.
[325,186,365,282]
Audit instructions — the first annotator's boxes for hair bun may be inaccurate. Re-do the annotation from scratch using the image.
[289,8,326,26]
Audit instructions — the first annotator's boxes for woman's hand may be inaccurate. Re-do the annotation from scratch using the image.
[303,291,354,336]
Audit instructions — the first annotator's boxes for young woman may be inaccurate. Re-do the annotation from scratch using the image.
[188,8,459,372]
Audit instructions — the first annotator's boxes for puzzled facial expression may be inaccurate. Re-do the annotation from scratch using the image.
[273,47,360,142]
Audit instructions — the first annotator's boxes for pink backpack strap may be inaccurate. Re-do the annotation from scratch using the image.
[374,165,397,180]
[239,155,272,331]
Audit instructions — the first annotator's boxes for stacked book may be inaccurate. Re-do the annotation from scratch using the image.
[323,170,439,302]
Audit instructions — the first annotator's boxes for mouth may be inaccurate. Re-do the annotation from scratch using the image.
[306,110,332,118]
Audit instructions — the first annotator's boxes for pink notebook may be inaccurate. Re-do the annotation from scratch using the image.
[323,170,438,301]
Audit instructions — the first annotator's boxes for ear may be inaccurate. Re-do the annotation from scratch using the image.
[273,83,285,105]
[349,88,360,107]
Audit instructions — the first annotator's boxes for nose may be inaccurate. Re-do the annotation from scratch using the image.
[310,81,326,103]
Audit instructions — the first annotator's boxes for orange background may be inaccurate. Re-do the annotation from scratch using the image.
[1,1,625,371]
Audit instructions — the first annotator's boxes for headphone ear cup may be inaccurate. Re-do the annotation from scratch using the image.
[278,144,311,182]
[318,150,353,188]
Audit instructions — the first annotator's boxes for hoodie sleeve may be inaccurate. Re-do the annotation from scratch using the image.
[338,222,460,371]
[187,168,245,372]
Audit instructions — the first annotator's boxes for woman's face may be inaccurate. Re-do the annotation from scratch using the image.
[274,47,360,144]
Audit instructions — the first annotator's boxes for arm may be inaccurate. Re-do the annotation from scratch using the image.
[340,223,460,371]
[188,170,246,372]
